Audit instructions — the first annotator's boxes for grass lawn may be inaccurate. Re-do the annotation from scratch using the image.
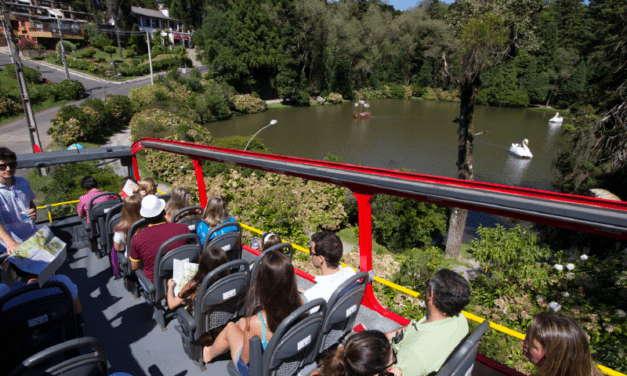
[68,47,144,66]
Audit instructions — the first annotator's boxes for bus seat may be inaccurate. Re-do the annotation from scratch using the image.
[249,242,294,286]
[157,194,171,203]
[227,298,327,376]
[119,218,147,299]
[435,320,490,376]
[176,259,249,370]
[136,233,201,330]
[8,337,108,376]
[86,192,122,258]
[317,271,368,353]
[0,281,80,375]
[202,222,243,261]
[172,206,203,232]
[105,203,124,275]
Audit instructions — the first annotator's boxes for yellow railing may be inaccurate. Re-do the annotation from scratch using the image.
[36,199,80,223]
[239,222,624,376]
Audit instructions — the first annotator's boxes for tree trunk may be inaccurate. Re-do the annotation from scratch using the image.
[445,80,477,259]
[116,23,123,59]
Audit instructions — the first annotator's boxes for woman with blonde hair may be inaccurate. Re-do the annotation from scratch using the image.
[196,195,237,244]
[522,312,602,376]
[164,186,201,223]
[137,178,157,197]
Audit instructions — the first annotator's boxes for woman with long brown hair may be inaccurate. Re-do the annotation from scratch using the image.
[196,195,238,244]
[166,246,229,309]
[202,250,304,374]
[522,312,603,376]
[113,194,143,254]
[313,330,402,376]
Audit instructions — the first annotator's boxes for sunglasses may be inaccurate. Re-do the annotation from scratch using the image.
[0,162,17,170]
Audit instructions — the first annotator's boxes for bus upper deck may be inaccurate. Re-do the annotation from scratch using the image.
[7,141,627,376]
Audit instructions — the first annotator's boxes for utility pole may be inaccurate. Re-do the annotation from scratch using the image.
[146,30,153,85]
[0,4,44,158]
[54,15,70,80]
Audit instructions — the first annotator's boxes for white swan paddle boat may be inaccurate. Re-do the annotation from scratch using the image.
[509,139,533,158]
[549,112,563,124]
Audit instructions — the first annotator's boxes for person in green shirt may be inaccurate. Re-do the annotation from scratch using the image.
[386,269,471,376]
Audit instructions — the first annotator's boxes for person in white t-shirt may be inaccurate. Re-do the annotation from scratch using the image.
[303,231,356,304]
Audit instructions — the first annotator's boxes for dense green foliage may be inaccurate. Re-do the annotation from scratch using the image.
[47,95,135,145]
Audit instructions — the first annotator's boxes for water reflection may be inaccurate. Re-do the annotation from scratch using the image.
[502,154,532,187]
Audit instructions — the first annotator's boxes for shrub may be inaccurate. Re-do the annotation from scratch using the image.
[388,84,407,99]
[131,58,141,66]
[104,95,136,127]
[4,64,41,83]
[80,48,97,58]
[326,92,343,104]
[125,50,135,58]
[229,94,267,114]
[29,83,57,105]
[92,37,112,50]
[104,46,117,59]
[130,108,212,183]
[48,106,91,145]
[17,39,38,52]
[119,63,129,69]
[0,98,23,117]
[55,40,76,54]
[54,80,85,101]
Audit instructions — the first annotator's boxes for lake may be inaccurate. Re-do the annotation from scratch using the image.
[207,99,566,192]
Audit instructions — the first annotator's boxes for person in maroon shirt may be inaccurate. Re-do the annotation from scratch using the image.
[130,195,189,282]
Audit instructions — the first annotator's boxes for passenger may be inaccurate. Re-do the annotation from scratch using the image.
[119,176,139,200]
[137,178,158,197]
[0,261,82,315]
[386,269,471,376]
[166,246,229,309]
[113,194,143,254]
[202,250,304,372]
[77,175,117,223]
[303,231,356,306]
[164,186,201,224]
[197,195,238,245]
[522,312,603,376]
[312,330,402,376]
[129,195,190,282]
[0,147,37,254]
[260,232,282,250]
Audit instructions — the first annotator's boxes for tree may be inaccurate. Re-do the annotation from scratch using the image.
[443,0,543,259]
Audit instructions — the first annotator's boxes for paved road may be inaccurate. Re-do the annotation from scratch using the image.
[0,50,207,154]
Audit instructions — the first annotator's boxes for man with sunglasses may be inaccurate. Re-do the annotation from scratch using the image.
[0,147,37,254]
[386,269,471,376]
[303,231,356,308]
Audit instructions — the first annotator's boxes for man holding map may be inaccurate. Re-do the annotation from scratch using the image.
[0,147,37,254]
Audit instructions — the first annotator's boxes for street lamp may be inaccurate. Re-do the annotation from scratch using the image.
[244,119,278,151]
[240,119,278,173]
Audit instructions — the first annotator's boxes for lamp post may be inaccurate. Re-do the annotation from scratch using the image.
[240,119,278,173]
[244,119,278,151]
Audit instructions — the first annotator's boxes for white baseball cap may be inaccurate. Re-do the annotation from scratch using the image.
[140,195,166,218]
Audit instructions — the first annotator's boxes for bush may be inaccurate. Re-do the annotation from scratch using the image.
[54,80,85,101]
[80,48,97,58]
[130,108,212,183]
[0,98,23,117]
[104,95,136,127]
[29,83,57,105]
[55,40,76,54]
[48,105,92,145]
[131,58,141,66]
[92,37,112,50]
[17,39,39,52]
[125,50,136,58]
[129,81,191,110]
[229,94,267,114]
[104,46,117,58]
[4,64,41,83]
[388,84,408,99]
[326,92,343,104]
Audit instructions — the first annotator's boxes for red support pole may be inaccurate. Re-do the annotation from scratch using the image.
[354,192,410,325]
[132,155,141,181]
[193,158,207,209]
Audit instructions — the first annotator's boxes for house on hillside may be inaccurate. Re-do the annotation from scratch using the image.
[130,5,193,48]
[0,0,89,48]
